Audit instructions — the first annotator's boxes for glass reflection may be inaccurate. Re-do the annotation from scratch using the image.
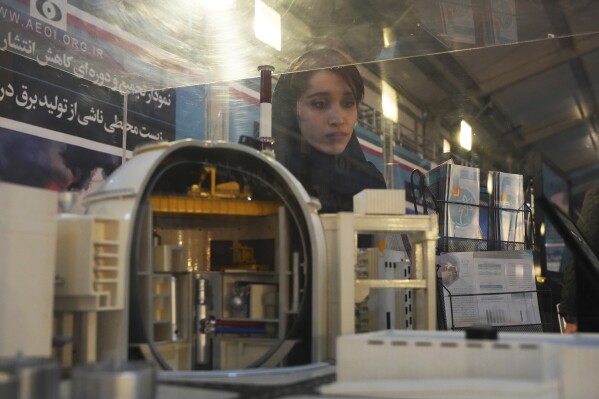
[1,0,599,374]
[1,0,597,89]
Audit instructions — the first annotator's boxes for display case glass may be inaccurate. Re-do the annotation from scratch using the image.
[2,0,599,370]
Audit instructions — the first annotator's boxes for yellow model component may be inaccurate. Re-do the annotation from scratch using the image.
[186,167,252,200]
[223,243,271,271]
[152,166,281,215]
[150,196,281,216]
[233,242,256,265]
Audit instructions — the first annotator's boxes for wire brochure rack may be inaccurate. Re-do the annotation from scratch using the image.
[410,165,551,332]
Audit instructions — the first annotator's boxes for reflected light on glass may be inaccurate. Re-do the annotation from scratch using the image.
[383,27,395,48]
[443,138,451,154]
[460,120,472,151]
[382,80,398,123]
[255,0,281,51]
[534,265,542,277]
[201,0,235,10]
[201,0,250,82]
[540,222,545,237]
[515,264,524,277]
[486,172,493,195]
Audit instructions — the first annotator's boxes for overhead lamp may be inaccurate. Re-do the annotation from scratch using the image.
[459,120,472,151]
[381,80,398,123]
[443,138,451,154]
[486,172,493,195]
[383,27,395,48]
[254,0,281,51]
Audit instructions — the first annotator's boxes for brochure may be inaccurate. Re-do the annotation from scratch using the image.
[438,251,541,329]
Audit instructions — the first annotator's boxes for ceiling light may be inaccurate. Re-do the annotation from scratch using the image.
[383,27,395,48]
[254,0,281,51]
[443,138,451,154]
[382,80,398,123]
[460,120,472,151]
[486,171,493,195]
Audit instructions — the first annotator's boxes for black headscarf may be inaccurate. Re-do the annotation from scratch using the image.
[272,49,386,213]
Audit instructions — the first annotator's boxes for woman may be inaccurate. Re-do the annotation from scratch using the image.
[271,49,387,365]
[272,48,386,213]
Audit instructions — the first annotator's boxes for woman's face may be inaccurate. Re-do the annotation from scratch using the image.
[296,70,358,155]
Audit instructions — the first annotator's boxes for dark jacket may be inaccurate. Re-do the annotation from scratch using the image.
[559,185,599,330]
